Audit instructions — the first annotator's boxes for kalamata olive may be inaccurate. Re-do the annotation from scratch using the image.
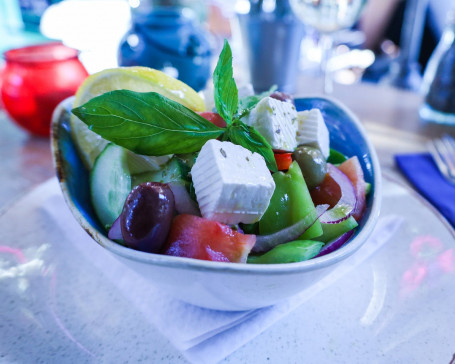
[270,91,295,105]
[293,146,328,189]
[120,182,175,253]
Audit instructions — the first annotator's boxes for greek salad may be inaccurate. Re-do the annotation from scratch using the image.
[71,40,369,264]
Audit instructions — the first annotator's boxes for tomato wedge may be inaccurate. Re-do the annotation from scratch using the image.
[338,156,366,221]
[162,214,256,263]
[274,152,293,171]
[198,112,227,128]
[310,168,341,208]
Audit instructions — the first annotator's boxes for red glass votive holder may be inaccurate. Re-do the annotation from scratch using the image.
[1,42,88,137]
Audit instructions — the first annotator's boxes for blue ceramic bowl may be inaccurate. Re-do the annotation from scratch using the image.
[51,96,381,311]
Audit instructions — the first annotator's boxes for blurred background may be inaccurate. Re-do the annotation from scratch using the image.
[1,0,454,95]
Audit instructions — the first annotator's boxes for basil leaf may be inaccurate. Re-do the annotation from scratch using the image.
[72,90,224,156]
[223,121,278,172]
[237,85,277,119]
[213,39,238,125]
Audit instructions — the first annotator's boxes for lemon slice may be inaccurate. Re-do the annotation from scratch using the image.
[71,66,206,169]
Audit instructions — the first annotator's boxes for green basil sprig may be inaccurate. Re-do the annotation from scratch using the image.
[213,39,238,125]
[72,90,224,156]
[222,121,276,172]
[72,40,278,172]
[212,40,277,171]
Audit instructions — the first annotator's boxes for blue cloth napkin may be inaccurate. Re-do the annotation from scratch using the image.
[395,153,455,228]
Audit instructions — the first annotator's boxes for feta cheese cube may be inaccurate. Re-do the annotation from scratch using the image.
[296,108,330,159]
[244,97,298,151]
[191,140,275,225]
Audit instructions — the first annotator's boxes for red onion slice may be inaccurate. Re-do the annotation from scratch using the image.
[253,204,329,253]
[314,229,355,258]
[168,182,201,216]
[108,215,122,240]
[316,164,357,224]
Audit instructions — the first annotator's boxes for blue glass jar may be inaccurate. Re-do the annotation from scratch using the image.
[118,7,212,91]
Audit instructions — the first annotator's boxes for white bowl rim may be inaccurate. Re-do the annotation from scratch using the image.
[51,95,382,276]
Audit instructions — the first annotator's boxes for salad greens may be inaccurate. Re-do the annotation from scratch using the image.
[72,91,224,156]
[248,240,324,264]
[237,85,277,119]
[213,39,238,125]
[259,161,323,240]
[72,40,278,172]
[68,38,368,264]
[221,121,277,175]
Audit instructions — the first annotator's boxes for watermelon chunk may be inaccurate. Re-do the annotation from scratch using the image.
[161,214,256,263]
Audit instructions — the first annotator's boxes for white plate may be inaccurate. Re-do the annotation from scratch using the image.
[0,175,454,363]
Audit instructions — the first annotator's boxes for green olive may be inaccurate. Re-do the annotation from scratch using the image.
[293,146,327,189]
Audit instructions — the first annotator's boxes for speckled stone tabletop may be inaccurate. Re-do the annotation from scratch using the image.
[0,110,54,209]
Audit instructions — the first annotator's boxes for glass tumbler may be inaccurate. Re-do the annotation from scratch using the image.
[1,42,88,136]
[419,11,455,124]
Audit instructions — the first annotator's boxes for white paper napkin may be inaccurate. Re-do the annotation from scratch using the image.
[1,178,404,364]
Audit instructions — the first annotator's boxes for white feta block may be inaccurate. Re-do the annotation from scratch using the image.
[191,140,275,225]
[296,108,330,159]
[244,96,298,151]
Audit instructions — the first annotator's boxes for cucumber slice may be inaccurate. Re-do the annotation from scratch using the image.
[132,158,190,187]
[175,152,199,169]
[126,152,172,174]
[91,143,132,229]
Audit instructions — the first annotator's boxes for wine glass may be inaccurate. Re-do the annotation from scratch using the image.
[290,0,367,94]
